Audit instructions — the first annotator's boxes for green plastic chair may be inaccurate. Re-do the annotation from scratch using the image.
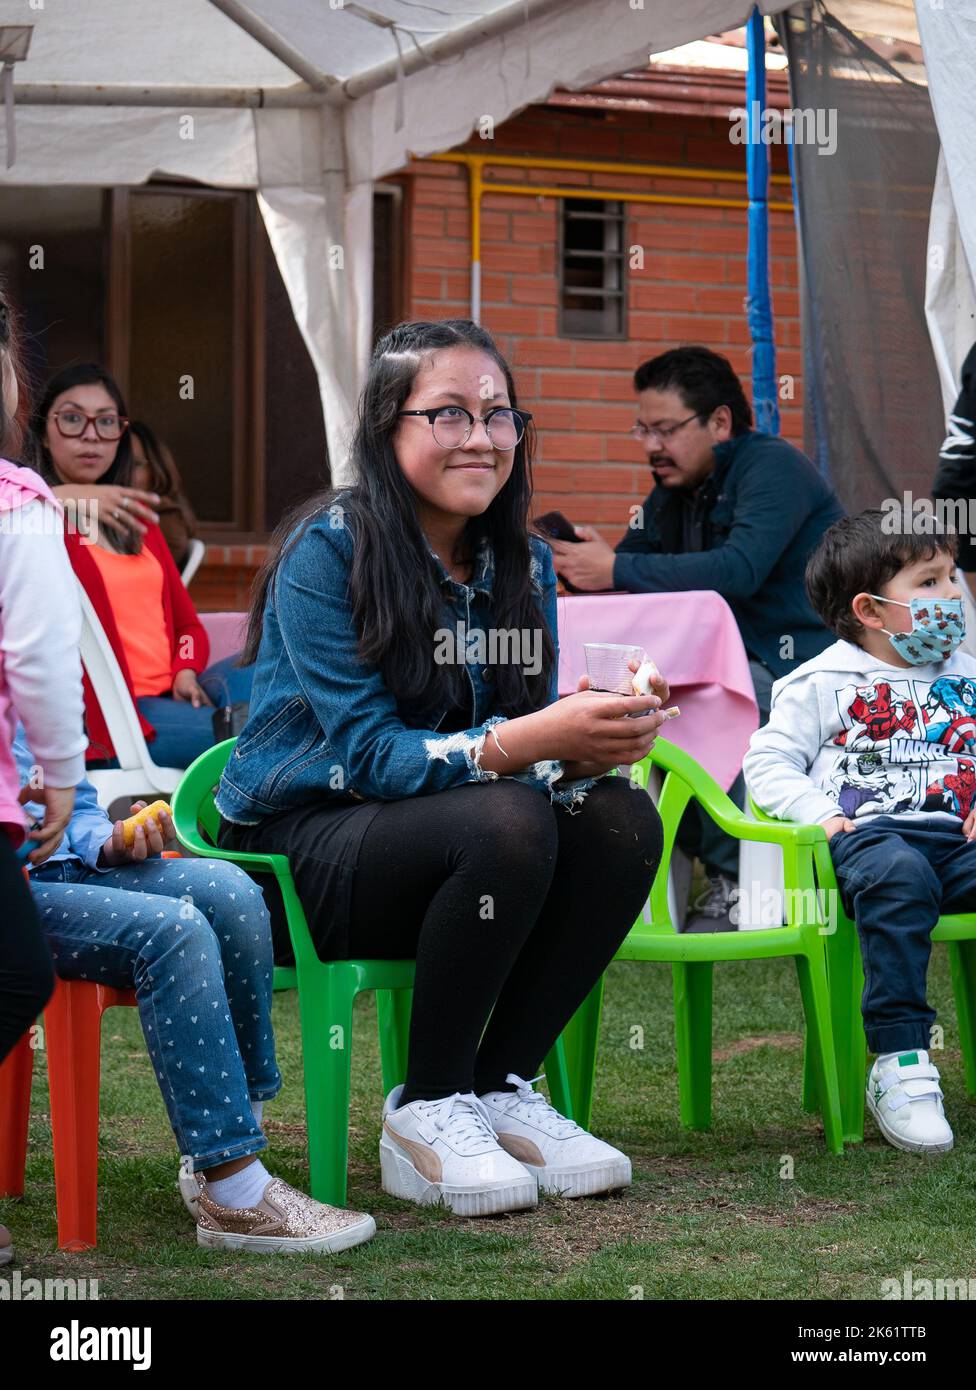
[171,739,577,1205]
[553,738,845,1154]
[749,796,976,1143]
[171,740,417,1207]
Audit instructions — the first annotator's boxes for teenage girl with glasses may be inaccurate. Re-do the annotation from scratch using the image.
[217,319,668,1216]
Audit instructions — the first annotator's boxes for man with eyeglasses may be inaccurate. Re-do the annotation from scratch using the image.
[550,345,843,930]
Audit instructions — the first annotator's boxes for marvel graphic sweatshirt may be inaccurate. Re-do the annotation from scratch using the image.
[743,639,976,828]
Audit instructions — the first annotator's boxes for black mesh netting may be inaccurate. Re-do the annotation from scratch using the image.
[779,4,942,513]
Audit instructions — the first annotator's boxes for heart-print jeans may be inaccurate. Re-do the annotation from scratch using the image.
[30,854,281,1172]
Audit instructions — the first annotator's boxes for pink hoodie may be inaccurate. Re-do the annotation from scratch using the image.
[0,461,86,842]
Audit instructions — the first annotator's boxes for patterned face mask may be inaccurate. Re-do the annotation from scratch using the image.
[869,594,966,665]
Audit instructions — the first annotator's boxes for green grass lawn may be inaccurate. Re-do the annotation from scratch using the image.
[5,946,976,1300]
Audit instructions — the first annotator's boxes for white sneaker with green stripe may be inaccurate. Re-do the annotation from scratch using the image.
[866,1050,954,1154]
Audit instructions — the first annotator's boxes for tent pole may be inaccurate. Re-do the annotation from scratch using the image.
[745,6,780,435]
[343,0,572,101]
[206,0,337,94]
[9,83,323,107]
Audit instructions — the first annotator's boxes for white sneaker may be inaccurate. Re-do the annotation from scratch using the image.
[866,1050,954,1154]
[178,1155,204,1217]
[380,1085,538,1217]
[479,1073,632,1198]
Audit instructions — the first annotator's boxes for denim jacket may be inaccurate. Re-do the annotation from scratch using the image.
[215,496,610,825]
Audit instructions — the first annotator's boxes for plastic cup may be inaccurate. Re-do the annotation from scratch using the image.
[583,642,646,695]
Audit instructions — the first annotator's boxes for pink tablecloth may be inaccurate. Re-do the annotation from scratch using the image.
[556,590,758,790]
[202,611,248,666]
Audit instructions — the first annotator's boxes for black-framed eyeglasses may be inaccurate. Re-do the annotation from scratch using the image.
[629,412,701,445]
[51,408,129,441]
[398,405,532,450]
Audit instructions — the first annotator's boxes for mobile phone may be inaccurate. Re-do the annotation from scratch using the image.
[533,510,582,544]
[532,511,586,594]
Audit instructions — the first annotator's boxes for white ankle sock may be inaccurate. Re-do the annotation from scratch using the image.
[251,1100,264,1127]
[206,1158,271,1210]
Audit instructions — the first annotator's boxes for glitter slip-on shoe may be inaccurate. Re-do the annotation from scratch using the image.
[195,1177,376,1255]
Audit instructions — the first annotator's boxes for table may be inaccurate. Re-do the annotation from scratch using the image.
[201,612,248,666]
[556,589,759,791]
[557,590,776,928]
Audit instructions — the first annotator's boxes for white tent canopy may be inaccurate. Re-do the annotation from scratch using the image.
[0,0,946,480]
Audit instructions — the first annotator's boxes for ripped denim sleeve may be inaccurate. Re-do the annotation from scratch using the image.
[506,759,619,813]
[427,713,510,785]
[443,712,618,811]
[548,766,618,813]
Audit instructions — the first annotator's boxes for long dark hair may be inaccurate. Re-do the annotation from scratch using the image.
[243,318,556,719]
[32,362,138,553]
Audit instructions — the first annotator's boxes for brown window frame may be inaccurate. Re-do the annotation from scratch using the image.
[373,179,406,344]
[557,198,628,341]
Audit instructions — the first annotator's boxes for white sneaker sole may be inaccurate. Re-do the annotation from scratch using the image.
[866,1090,954,1155]
[380,1138,537,1217]
[196,1212,376,1255]
[529,1155,632,1198]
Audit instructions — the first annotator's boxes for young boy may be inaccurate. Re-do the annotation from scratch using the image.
[744,509,975,1154]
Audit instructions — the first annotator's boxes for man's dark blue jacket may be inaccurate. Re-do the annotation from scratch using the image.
[612,430,844,678]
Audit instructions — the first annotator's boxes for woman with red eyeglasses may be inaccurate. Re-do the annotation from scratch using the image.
[32,364,253,770]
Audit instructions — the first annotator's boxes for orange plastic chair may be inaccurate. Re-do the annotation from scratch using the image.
[0,849,182,1251]
[0,978,138,1251]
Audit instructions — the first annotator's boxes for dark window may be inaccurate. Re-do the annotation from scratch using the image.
[0,186,106,395]
[373,182,404,345]
[119,186,248,529]
[558,198,626,339]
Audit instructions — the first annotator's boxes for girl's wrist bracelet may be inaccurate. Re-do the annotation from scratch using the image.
[489,724,510,759]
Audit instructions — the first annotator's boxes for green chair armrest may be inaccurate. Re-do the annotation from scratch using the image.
[748,791,830,845]
[641,739,825,847]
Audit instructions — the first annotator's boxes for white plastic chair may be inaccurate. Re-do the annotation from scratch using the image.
[76,581,184,808]
[180,537,206,586]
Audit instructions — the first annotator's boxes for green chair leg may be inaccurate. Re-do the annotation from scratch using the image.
[546,979,604,1132]
[673,960,713,1131]
[793,952,844,1155]
[542,1035,575,1122]
[948,941,976,1097]
[376,988,413,1097]
[299,964,355,1208]
[824,916,868,1143]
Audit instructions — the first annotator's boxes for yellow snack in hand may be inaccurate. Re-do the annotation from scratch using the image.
[121,800,171,848]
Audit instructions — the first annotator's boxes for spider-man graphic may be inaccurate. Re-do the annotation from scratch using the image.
[927,759,976,819]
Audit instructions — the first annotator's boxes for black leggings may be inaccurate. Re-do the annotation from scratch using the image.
[0,832,54,1065]
[348,775,663,1105]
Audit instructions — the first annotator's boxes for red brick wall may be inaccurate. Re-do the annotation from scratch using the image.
[404,104,801,537]
[189,545,265,612]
